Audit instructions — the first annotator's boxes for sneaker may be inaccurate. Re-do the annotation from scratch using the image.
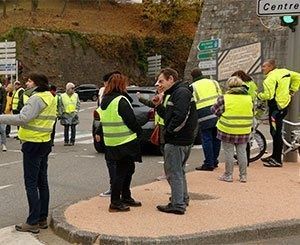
[15,223,39,234]
[157,160,164,164]
[263,158,282,168]
[38,220,48,229]
[239,175,247,183]
[64,142,69,146]
[261,155,272,163]
[99,189,111,197]
[2,145,7,152]
[218,174,233,182]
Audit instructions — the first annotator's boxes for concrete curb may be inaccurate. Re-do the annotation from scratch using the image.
[51,203,300,244]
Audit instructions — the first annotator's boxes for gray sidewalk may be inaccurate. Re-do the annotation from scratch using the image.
[50,160,300,244]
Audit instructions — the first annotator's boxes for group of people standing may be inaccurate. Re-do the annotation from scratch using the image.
[96,59,300,216]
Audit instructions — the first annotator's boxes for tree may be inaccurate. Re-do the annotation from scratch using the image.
[2,0,7,18]
[60,0,68,17]
[31,0,38,12]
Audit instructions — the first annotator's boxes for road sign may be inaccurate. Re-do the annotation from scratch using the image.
[257,0,300,16]
[0,41,16,48]
[0,53,15,58]
[0,58,16,65]
[197,38,221,51]
[217,42,262,81]
[197,51,216,60]
[198,60,217,69]
[147,54,161,77]
[202,69,217,76]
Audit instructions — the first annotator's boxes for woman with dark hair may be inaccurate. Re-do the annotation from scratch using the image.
[95,73,143,212]
[0,72,57,233]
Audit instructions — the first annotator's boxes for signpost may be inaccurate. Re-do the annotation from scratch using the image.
[147,54,161,78]
[197,38,221,78]
[257,0,300,16]
[0,40,17,80]
[217,42,262,81]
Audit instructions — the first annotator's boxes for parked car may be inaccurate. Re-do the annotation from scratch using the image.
[75,84,99,102]
[92,86,201,154]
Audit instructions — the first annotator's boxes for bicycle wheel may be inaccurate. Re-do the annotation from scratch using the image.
[249,129,267,163]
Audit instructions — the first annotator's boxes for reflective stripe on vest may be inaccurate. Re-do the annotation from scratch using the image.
[18,91,57,142]
[192,79,221,110]
[217,94,253,135]
[61,93,78,113]
[12,88,24,110]
[99,96,137,146]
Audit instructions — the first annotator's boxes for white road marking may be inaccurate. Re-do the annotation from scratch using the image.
[79,106,96,112]
[0,184,12,190]
[75,155,96,158]
[0,160,22,167]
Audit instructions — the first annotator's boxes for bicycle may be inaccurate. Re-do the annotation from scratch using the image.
[282,119,300,156]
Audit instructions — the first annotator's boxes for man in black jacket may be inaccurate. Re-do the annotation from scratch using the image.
[153,68,197,215]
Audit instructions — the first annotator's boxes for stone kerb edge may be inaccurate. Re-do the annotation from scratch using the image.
[51,203,300,244]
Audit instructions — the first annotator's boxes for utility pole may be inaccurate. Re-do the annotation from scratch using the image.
[284,24,300,162]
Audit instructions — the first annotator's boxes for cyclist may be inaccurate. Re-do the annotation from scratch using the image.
[258,59,291,167]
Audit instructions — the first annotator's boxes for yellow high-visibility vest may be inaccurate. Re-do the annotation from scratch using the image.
[18,91,57,142]
[154,94,170,126]
[217,94,253,135]
[61,93,78,113]
[192,79,221,110]
[99,96,137,146]
[12,87,24,110]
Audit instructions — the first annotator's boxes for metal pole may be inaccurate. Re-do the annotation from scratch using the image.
[284,25,300,162]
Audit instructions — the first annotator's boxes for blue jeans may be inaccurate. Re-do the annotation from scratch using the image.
[64,124,76,143]
[201,127,221,168]
[22,141,52,225]
[164,143,192,211]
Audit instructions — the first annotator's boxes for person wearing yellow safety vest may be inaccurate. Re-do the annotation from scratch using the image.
[12,80,24,115]
[231,70,258,165]
[12,81,25,140]
[153,68,198,215]
[212,76,253,183]
[190,68,222,171]
[0,73,57,233]
[258,59,291,167]
[4,83,13,138]
[58,82,80,146]
[49,84,59,146]
[95,73,142,212]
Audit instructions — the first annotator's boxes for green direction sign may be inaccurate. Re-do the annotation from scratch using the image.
[197,51,216,60]
[198,39,220,51]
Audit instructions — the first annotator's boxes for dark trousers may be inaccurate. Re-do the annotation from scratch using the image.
[106,160,116,188]
[21,141,52,225]
[269,107,288,163]
[110,159,135,205]
[64,124,76,143]
[6,125,11,136]
[50,119,57,145]
[201,127,221,168]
